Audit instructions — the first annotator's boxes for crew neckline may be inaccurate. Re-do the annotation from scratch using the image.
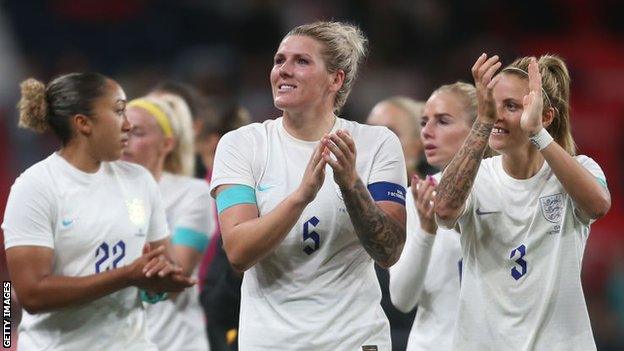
[496,155,549,188]
[277,116,341,146]
[52,152,105,184]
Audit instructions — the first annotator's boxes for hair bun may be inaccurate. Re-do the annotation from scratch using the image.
[18,78,49,133]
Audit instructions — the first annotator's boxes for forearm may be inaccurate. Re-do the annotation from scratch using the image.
[541,142,610,218]
[340,178,405,268]
[389,226,436,312]
[223,194,308,272]
[20,266,132,313]
[436,119,493,221]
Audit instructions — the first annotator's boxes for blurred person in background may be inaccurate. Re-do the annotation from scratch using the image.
[121,94,212,351]
[367,96,426,179]
[149,80,218,179]
[390,82,484,350]
[198,104,252,351]
[210,21,407,349]
[366,96,424,350]
[2,73,193,350]
[436,54,611,350]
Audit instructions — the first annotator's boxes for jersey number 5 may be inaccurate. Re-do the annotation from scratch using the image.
[303,216,320,255]
[510,244,527,280]
[95,240,126,273]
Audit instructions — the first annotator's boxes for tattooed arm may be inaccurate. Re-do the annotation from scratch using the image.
[435,54,501,224]
[322,130,406,268]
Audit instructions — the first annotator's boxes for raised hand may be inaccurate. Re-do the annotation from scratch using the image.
[471,53,502,123]
[295,141,327,204]
[520,57,545,136]
[322,129,358,190]
[411,174,438,234]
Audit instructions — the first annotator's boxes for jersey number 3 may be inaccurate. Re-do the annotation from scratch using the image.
[510,244,527,280]
[95,240,126,273]
[303,216,320,255]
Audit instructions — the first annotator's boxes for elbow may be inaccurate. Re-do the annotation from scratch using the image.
[223,246,253,273]
[435,206,458,226]
[587,196,611,220]
[18,294,45,314]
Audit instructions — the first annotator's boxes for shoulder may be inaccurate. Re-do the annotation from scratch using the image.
[222,120,274,142]
[12,154,58,193]
[574,154,600,167]
[109,160,154,181]
[162,173,211,197]
[341,119,394,140]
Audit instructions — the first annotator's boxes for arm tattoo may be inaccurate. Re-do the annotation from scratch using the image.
[340,178,405,267]
[437,119,494,210]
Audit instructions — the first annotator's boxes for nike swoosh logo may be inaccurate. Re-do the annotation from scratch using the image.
[257,184,276,192]
[476,209,501,215]
[61,219,74,227]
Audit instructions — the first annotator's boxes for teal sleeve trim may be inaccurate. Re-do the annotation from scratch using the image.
[140,290,168,304]
[595,177,608,188]
[172,227,209,252]
[216,184,256,213]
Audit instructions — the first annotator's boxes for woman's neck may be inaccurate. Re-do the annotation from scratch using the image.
[282,107,336,141]
[501,145,544,179]
[59,142,101,173]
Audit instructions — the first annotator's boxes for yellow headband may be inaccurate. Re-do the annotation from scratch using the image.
[127,98,173,137]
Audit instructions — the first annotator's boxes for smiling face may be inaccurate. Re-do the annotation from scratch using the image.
[490,73,532,154]
[270,35,338,114]
[420,91,473,168]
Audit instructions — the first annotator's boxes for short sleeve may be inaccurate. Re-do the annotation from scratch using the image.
[2,175,55,249]
[171,182,213,252]
[145,174,169,243]
[209,129,256,197]
[573,155,608,224]
[368,130,408,200]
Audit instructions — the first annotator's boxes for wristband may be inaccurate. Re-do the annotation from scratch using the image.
[529,128,553,151]
[140,289,168,304]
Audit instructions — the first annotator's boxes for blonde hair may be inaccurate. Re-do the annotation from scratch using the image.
[130,95,195,176]
[286,21,368,112]
[432,81,477,125]
[18,78,49,133]
[502,55,575,155]
[431,81,496,158]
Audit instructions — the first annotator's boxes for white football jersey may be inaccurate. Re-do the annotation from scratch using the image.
[448,155,605,351]
[2,152,169,351]
[145,172,213,351]
[210,117,407,350]
[390,173,462,351]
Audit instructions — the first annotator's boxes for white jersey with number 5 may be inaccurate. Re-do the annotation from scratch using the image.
[447,155,606,351]
[210,117,407,351]
[2,152,169,351]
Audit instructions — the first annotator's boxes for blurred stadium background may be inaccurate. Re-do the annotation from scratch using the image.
[1,1,622,349]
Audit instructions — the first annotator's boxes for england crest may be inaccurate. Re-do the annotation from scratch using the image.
[539,193,564,223]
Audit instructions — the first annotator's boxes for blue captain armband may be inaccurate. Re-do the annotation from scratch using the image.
[216,184,257,213]
[367,181,406,205]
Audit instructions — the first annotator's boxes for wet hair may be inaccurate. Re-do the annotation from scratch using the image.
[286,21,368,113]
[18,73,111,145]
[502,55,575,155]
[432,81,477,125]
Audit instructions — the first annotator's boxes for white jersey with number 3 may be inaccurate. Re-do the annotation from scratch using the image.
[448,155,605,351]
[210,117,407,351]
